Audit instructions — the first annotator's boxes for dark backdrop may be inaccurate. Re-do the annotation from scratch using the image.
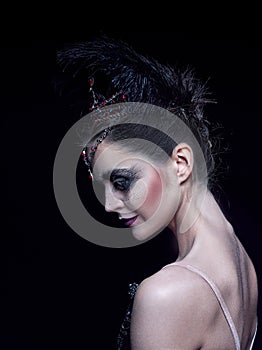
[5,33,262,349]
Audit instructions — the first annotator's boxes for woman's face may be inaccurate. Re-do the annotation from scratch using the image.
[92,141,181,241]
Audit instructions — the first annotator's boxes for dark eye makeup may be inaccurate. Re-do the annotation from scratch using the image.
[110,167,141,193]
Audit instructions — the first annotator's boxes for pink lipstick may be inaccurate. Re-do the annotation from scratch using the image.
[123,215,138,227]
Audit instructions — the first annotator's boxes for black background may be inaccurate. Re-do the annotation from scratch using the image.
[5,32,262,349]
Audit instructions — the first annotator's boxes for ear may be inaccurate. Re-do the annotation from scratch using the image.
[171,143,193,184]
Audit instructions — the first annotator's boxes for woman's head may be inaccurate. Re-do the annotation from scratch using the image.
[57,36,217,239]
[81,102,205,239]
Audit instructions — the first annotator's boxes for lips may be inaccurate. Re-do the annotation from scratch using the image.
[120,215,138,227]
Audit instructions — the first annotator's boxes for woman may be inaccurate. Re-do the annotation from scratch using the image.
[57,36,258,349]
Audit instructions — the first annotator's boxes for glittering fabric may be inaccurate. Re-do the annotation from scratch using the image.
[117,282,139,350]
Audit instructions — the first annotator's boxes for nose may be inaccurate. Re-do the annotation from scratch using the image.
[104,185,124,213]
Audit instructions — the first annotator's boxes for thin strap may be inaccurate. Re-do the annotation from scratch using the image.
[162,262,241,350]
[249,321,257,350]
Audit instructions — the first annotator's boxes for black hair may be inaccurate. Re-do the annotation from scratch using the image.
[56,35,219,188]
[105,123,177,165]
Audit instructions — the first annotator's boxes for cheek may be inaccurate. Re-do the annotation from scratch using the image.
[127,171,163,217]
[124,179,148,210]
[142,173,163,213]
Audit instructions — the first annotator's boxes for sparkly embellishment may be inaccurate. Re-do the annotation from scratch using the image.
[128,282,139,299]
[117,282,139,349]
[88,76,127,112]
[81,127,112,179]
[81,77,127,178]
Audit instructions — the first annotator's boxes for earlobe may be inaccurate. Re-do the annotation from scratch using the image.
[172,144,193,184]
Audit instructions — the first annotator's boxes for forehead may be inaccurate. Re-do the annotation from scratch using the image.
[93,142,133,163]
[92,142,151,178]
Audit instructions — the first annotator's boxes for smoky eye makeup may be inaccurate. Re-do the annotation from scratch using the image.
[109,167,141,193]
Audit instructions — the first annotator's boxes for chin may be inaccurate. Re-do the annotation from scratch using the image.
[167,220,176,231]
[131,220,165,242]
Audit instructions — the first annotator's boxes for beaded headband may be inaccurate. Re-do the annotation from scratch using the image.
[81,77,127,179]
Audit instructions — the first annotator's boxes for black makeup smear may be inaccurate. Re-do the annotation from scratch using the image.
[110,168,141,193]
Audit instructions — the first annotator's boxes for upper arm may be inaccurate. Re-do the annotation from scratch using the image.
[130,272,209,350]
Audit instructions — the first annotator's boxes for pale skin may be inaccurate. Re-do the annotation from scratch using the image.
[92,141,258,350]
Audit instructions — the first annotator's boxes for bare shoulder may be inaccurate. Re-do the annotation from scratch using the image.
[137,266,197,299]
[134,265,217,314]
[130,266,218,349]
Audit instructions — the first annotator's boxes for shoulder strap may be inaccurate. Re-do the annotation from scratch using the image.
[162,262,240,350]
[249,321,257,350]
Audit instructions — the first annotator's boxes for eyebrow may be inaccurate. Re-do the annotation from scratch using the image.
[95,166,140,181]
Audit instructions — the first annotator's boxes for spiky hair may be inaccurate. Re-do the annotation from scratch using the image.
[56,35,213,116]
[56,35,221,186]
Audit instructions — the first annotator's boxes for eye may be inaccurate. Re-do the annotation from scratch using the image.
[112,177,131,192]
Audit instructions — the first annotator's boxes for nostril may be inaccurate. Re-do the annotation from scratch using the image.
[104,200,122,213]
[104,196,113,213]
[104,204,113,212]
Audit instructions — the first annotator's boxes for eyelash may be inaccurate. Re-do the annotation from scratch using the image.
[112,177,132,193]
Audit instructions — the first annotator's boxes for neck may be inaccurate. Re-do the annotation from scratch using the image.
[168,188,231,261]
